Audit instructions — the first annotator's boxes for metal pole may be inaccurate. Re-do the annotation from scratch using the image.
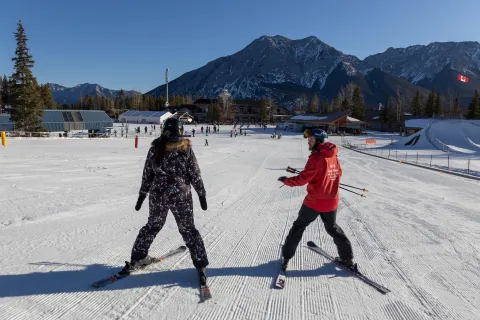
[468,159,470,174]
[448,155,449,169]
[396,150,398,160]
[416,152,418,164]
[430,154,432,166]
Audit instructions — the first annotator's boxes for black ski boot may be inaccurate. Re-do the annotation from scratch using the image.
[281,257,289,272]
[197,267,207,286]
[119,256,155,276]
[334,257,358,272]
[197,267,212,301]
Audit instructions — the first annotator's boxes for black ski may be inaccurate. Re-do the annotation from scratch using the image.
[91,246,187,288]
[306,241,390,294]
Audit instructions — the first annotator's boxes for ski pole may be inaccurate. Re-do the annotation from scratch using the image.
[287,166,367,192]
[340,186,366,198]
[340,183,368,192]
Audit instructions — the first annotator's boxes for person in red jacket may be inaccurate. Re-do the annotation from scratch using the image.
[278,128,354,272]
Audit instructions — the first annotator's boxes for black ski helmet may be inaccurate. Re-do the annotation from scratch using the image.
[161,117,184,141]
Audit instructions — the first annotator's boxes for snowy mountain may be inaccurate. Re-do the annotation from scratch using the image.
[146,36,480,108]
[319,63,430,106]
[146,35,365,105]
[363,41,480,104]
[363,41,480,83]
[48,83,139,105]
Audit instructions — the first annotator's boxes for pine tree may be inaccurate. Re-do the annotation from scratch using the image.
[340,97,349,110]
[84,94,94,110]
[331,96,341,111]
[411,91,423,116]
[380,96,395,129]
[308,93,320,113]
[466,89,480,119]
[434,93,442,116]
[118,89,125,110]
[10,20,44,131]
[452,94,462,118]
[259,99,268,122]
[351,87,365,120]
[78,94,84,109]
[1,75,11,112]
[40,84,56,109]
[424,88,436,117]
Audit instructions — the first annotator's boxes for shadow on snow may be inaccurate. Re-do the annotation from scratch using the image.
[0,259,349,298]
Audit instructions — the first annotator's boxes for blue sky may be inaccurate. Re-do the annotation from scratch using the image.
[0,0,478,93]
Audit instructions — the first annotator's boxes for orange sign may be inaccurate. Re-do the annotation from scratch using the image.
[366,139,376,144]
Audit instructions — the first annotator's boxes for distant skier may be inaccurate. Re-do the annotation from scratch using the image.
[278,129,354,272]
[205,139,208,146]
[121,118,209,286]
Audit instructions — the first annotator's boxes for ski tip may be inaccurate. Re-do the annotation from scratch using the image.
[180,245,187,250]
[306,241,316,247]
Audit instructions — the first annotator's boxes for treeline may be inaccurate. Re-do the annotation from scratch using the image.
[289,83,480,121]
[55,92,194,119]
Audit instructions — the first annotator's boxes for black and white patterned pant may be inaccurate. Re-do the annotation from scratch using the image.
[130,192,209,269]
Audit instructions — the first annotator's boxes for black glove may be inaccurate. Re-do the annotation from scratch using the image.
[135,193,147,211]
[278,176,287,182]
[199,195,207,211]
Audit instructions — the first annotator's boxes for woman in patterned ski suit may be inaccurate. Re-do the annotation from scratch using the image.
[123,118,209,278]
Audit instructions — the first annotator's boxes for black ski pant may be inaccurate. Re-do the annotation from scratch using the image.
[282,204,353,261]
[131,194,209,269]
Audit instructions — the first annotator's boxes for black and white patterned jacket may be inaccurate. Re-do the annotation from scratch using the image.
[139,139,206,199]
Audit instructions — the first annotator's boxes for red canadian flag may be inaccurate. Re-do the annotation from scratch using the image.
[458,74,469,83]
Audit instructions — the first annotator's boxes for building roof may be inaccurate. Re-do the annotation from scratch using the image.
[0,110,112,132]
[289,110,351,123]
[119,110,170,118]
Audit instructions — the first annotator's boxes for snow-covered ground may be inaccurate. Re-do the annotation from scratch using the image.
[1,126,480,319]
[343,120,480,177]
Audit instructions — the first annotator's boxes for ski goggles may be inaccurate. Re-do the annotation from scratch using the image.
[303,129,314,139]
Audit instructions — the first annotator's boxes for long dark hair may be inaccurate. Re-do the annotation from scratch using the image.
[152,136,167,165]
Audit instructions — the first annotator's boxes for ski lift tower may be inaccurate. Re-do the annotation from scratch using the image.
[165,68,169,107]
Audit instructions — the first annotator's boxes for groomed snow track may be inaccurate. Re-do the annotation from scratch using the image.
[1,130,479,319]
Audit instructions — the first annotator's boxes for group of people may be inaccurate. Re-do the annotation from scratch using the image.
[119,118,355,287]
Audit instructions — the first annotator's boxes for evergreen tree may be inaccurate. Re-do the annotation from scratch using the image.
[434,93,442,116]
[125,96,133,110]
[452,94,462,118]
[466,89,480,119]
[207,100,221,122]
[78,94,84,109]
[1,75,11,112]
[40,84,56,109]
[340,97,349,110]
[259,99,268,122]
[424,88,436,117]
[380,96,394,129]
[331,96,341,111]
[10,20,44,131]
[118,89,125,110]
[84,94,94,110]
[411,91,423,116]
[351,86,365,120]
[308,93,319,113]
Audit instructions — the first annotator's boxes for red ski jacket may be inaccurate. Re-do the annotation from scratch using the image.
[283,142,342,212]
